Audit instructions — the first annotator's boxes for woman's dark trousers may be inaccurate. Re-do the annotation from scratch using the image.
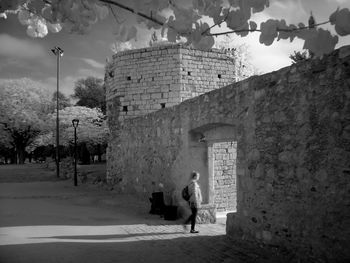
[185,206,198,231]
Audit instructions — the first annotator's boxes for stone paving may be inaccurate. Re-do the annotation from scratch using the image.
[0,222,226,246]
[0,181,292,263]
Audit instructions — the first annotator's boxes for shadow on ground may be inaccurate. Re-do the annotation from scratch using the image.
[0,163,295,263]
[0,234,292,263]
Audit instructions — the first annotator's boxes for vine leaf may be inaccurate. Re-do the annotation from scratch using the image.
[190,22,215,50]
[249,21,257,31]
[1,1,350,58]
[303,28,338,57]
[259,19,278,46]
[330,8,350,36]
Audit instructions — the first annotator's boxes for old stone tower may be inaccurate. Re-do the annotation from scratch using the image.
[106,44,237,212]
[106,44,350,262]
[106,44,236,121]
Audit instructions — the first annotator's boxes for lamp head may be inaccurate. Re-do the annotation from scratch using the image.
[51,46,64,56]
[198,134,206,143]
[72,119,79,128]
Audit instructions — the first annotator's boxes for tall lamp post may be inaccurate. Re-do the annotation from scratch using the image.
[72,119,79,186]
[51,46,64,178]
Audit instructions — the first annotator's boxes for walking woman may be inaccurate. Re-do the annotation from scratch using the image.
[183,171,202,233]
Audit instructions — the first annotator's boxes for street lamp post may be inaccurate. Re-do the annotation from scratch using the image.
[51,46,64,178]
[72,119,79,186]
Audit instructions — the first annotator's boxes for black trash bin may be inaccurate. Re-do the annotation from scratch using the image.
[164,205,177,220]
[149,192,165,215]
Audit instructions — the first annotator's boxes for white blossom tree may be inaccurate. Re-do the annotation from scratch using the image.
[1,0,349,57]
[110,40,135,53]
[0,78,52,164]
[56,106,107,147]
[34,106,108,153]
[214,35,260,81]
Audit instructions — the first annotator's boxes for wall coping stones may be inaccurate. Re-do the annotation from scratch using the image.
[112,43,233,60]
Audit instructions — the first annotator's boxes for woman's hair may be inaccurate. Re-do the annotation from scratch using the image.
[191,171,200,179]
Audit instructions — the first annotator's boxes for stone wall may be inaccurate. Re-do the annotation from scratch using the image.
[213,141,237,212]
[106,46,350,262]
[105,44,235,122]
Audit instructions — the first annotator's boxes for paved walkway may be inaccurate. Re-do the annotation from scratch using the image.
[0,180,287,263]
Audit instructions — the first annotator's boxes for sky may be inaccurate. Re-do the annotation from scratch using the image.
[0,0,349,96]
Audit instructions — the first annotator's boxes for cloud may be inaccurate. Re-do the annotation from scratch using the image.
[77,68,104,77]
[44,67,104,96]
[329,0,349,5]
[45,75,76,96]
[212,10,305,74]
[251,39,303,73]
[231,31,303,73]
[81,58,105,69]
[0,34,47,59]
[263,0,307,24]
[0,58,23,71]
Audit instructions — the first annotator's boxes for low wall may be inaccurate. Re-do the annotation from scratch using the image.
[107,46,350,261]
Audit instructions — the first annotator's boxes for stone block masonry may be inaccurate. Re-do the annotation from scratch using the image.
[105,44,235,123]
[106,45,350,262]
[213,141,237,212]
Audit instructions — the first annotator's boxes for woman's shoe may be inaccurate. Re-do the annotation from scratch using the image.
[190,230,199,233]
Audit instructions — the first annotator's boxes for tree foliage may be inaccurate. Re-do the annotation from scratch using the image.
[1,0,350,57]
[110,40,135,53]
[214,36,259,81]
[289,50,312,64]
[51,91,71,110]
[72,77,106,114]
[58,106,107,147]
[148,31,175,47]
[35,106,107,148]
[0,78,52,163]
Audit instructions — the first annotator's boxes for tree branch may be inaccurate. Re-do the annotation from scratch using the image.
[208,29,261,37]
[97,0,195,37]
[108,4,122,24]
[201,11,230,36]
[207,20,331,37]
[12,0,335,48]
[98,0,164,27]
[98,1,331,41]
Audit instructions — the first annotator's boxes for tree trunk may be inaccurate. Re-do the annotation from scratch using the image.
[17,145,26,164]
[97,144,102,162]
[10,149,16,164]
[80,143,90,165]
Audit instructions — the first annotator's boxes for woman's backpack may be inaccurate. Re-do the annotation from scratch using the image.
[182,185,190,201]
